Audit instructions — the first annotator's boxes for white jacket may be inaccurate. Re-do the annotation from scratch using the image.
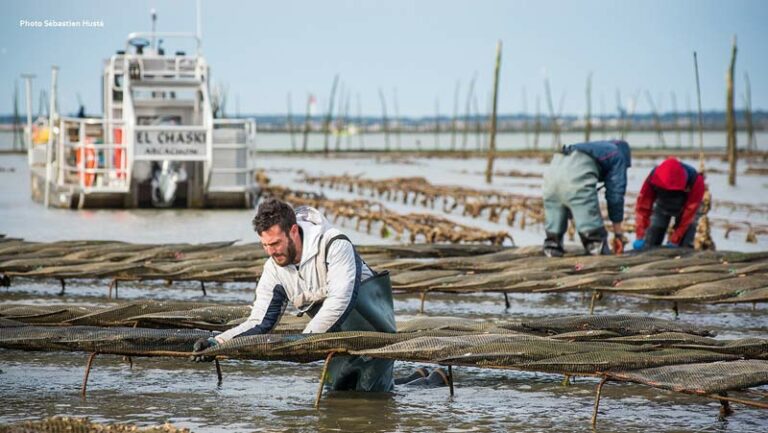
[216,206,373,342]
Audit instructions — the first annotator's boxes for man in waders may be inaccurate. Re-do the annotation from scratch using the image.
[542,139,631,257]
[192,198,396,392]
[632,157,705,250]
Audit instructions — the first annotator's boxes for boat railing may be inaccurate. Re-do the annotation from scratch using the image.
[119,32,205,83]
[208,118,257,193]
[132,56,205,82]
[56,117,130,193]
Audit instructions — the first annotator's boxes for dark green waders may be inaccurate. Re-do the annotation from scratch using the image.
[312,271,397,392]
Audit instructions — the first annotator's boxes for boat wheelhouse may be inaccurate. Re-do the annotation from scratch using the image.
[27,28,256,208]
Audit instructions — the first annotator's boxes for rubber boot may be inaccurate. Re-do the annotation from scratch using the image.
[403,368,450,388]
[395,367,429,385]
[579,227,610,256]
[543,232,565,258]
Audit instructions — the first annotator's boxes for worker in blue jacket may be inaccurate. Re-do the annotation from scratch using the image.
[542,139,631,257]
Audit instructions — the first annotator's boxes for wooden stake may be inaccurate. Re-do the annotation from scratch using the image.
[286,92,296,151]
[378,88,390,151]
[462,73,477,150]
[743,73,756,153]
[522,86,530,148]
[451,80,460,151]
[419,291,427,314]
[725,35,738,186]
[543,76,559,150]
[584,73,592,142]
[533,96,541,150]
[356,93,365,151]
[434,97,441,150]
[671,92,681,147]
[645,91,667,148]
[693,52,705,171]
[485,40,502,184]
[392,87,402,151]
[302,93,312,152]
[447,365,455,397]
[323,74,340,155]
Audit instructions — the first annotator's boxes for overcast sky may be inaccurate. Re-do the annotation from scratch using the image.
[1,0,766,117]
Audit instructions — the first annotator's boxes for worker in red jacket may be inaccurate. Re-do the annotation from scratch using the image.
[633,157,706,249]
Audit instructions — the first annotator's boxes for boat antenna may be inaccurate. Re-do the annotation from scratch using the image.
[196,0,202,53]
[151,8,157,50]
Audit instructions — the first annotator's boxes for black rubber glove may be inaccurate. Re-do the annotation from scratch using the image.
[191,337,218,362]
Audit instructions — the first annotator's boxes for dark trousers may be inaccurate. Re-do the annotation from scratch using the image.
[643,204,699,248]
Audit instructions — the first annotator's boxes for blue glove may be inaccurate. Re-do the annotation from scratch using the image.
[632,239,645,250]
[664,242,679,248]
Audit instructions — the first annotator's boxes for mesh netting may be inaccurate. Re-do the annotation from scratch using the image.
[0,416,190,433]
[519,314,713,337]
[2,240,767,303]
[606,360,768,394]
[0,322,766,393]
[0,326,210,356]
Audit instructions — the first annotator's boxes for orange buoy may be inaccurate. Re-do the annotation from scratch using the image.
[76,143,97,187]
[113,127,125,179]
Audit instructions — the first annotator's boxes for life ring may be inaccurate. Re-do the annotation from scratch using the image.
[76,143,97,187]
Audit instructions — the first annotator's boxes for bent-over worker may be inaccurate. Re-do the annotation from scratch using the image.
[192,198,396,392]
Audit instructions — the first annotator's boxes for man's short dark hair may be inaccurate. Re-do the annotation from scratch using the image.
[252,198,296,234]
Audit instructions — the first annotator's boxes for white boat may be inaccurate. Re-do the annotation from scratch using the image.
[26,12,257,209]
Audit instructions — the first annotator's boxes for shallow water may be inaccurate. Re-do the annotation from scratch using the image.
[1,139,767,431]
[1,277,767,433]
[4,351,767,433]
[1,152,767,251]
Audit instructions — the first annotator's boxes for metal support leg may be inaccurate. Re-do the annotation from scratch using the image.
[419,291,427,314]
[215,359,223,386]
[447,365,455,397]
[503,292,511,309]
[591,377,608,428]
[315,352,336,409]
[589,290,598,315]
[108,279,118,299]
[125,356,133,369]
[562,374,571,387]
[82,352,98,398]
[719,392,734,418]
[58,278,66,296]
[200,281,207,297]
[672,302,679,319]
